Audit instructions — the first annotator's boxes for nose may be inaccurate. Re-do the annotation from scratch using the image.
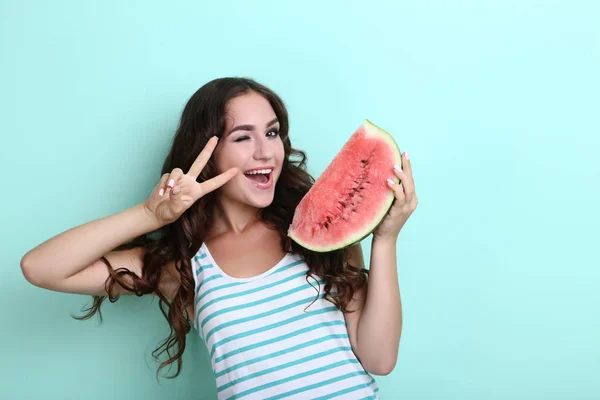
[253,135,274,161]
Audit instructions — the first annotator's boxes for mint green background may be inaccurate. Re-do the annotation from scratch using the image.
[1,1,598,399]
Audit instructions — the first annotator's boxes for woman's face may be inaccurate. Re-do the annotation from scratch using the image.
[212,91,285,210]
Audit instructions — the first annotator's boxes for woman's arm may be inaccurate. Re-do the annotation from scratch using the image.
[20,202,163,296]
[20,137,238,296]
[344,239,402,375]
[343,151,417,375]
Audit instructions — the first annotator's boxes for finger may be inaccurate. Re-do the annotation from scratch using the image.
[188,136,219,179]
[387,177,406,205]
[400,151,415,190]
[195,167,239,199]
[156,173,169,197]
[165,168,184,195]
[394,158,415,199]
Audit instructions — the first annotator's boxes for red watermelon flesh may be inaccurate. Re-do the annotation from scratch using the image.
[288,120,402,252]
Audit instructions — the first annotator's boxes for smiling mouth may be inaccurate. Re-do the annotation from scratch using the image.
[244,168,273,188]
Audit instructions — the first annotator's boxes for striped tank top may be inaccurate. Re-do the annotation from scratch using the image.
[191,242,380,400]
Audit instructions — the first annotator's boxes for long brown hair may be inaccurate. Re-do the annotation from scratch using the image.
[74,77,368,379]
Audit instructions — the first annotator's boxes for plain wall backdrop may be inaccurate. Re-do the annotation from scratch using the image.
[1,0,598,399]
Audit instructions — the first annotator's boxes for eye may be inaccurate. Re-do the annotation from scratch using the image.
[266,128,279,138]
[234,135,250,142]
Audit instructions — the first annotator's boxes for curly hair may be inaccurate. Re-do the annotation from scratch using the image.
[74,77,369,379]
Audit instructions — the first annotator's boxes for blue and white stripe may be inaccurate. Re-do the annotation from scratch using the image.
[191,243,380,400]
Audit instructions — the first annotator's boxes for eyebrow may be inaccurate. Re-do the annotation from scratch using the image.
[228,117,279,136]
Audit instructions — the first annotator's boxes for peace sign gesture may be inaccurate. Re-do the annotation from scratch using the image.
[144,136,238,226]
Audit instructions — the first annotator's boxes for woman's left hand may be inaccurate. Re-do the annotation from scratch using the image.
[373,151,418,241]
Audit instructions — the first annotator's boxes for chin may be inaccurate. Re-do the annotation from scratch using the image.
[249,199,275,210]
[242,190,276,209]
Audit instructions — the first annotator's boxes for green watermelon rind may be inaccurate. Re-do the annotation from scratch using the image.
[289,119,403,252]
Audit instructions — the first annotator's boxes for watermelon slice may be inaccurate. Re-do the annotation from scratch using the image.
[288,120,402,252]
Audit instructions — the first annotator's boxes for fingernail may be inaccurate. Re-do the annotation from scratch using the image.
[168,179,175,187]
[159,188,165,196]
[172,187,180,195]
[394,164,402,173]
[405,151,410,160]
[387,178,395,185]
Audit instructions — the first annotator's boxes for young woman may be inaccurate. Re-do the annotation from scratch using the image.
[20,77,418,399]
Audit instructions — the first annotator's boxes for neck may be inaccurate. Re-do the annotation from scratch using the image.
[212,196,261,236]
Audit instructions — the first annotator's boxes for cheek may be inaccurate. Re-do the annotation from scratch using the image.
[213,144,243,172]
[275,141,285,163]
[211,149,227,174]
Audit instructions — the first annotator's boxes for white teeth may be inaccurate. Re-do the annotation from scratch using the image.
[245,169,273,175]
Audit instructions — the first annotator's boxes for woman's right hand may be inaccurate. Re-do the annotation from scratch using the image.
[144,136,238,226]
